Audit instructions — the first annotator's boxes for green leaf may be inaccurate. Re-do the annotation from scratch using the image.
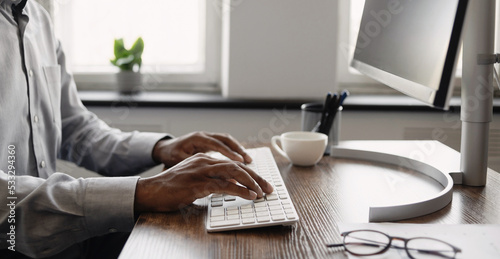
[113,38,128,59]
[130,37,144,56]
[111,37,144,71]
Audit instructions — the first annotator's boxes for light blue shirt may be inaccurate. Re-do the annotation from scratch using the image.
[0,0,167,257]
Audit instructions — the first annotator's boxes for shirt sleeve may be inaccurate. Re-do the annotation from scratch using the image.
[55,40,171,176]
[0,170,139,258]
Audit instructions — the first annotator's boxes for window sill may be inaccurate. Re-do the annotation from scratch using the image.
[78,90,311,110]
[78,90,500,112]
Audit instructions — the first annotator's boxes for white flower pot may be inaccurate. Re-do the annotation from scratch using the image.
[116,70,143,94]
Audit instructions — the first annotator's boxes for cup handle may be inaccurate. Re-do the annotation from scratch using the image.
[271,136,288,160]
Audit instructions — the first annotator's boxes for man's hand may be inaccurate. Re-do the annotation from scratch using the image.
[134,153,274,212]
[153,131,253,168]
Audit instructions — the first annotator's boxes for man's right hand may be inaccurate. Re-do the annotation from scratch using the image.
[133,153,274,212]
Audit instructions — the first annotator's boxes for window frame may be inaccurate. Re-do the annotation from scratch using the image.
[52,0,221,92]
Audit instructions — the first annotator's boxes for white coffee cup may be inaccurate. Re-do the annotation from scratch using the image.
[271,131,328,166]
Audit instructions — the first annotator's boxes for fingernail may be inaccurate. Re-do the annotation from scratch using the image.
[234,153,244,162]
[249,190,257,200]
[245,154,253,163]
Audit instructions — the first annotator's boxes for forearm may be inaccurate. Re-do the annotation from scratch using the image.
[59,111,169,176]
[0,171,138,258]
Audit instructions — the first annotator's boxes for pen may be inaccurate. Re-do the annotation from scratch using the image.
[339,89,350,106]
[324,93,339,134]
[319,92,332,133]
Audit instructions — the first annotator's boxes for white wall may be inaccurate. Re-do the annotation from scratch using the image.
[58,106,500,178]
[221,0,339,99]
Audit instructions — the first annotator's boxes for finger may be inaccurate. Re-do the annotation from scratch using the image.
[209,178,258,200]
[203,158,273,195]
[206,162,264,198]
[196,134,245,163]
[208,133,252,163]
[238,163,274,194]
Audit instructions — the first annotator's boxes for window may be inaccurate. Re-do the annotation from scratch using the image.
[53,0,221,91]
[337,0,396,94]
[338,0,499,96]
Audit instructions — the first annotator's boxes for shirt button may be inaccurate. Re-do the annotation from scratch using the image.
[29,69,34,77]
[34,115,39,123]
[40,161,46,168]
[108,228,118,233]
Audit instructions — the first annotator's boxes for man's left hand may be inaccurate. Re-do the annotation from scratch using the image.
[152,131,253,168]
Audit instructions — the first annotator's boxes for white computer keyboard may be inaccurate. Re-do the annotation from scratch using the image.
[206,147,299,232]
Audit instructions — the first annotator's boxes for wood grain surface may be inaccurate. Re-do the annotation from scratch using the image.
[119,144,500,259]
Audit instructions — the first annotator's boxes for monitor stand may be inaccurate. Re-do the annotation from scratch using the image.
[331,0,496,222]
[330,140,462,222]
[460,0,495,186]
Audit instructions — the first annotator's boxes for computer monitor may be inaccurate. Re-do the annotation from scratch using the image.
[338,0,495,221]
[351,0,468,110]
[350,0,496,187]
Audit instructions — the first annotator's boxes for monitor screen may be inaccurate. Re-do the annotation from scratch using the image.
[351,0,468,109]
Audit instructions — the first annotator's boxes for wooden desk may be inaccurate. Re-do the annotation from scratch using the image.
[119,144,500,259]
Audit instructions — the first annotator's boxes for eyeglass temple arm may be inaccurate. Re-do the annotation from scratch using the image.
[325,243,344,248]
[326,242,383,248]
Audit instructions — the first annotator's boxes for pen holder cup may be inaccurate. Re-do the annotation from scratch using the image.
[301,102,342,155]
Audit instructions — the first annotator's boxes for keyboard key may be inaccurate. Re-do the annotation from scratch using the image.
[257,216,270,223]
[272,214,286,221]
[241,213,254,219]
[241,204,253,210]
[210,219,241,228]
[241,208,253,214]
[224,196,236,201]
[227,215,240,220]
[211,208,225,217]
[227,210,239,215]
[255,207,268,212]
[254,197,265,203]
[266,194,279,201]
[254,202,267,208]
[211,201,223,207]
[211,216,225,222]
[256,211,269,217]
[242,218,255,224]
[270,210,284,216]
[269,205,282,211]
[267,201,281,207]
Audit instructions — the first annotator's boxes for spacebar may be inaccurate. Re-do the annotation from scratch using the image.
[210,219,241,228]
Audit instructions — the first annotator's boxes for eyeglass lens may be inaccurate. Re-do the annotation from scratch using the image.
[344,230,390,255]
[406,238,457,259]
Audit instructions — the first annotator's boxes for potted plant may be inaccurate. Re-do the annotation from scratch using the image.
[110,37,144,94]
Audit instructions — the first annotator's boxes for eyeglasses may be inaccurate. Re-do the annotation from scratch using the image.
[326,229,461,259]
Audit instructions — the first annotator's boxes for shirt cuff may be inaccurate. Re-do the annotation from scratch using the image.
[84,176,140,236]
[129,132,172,167]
